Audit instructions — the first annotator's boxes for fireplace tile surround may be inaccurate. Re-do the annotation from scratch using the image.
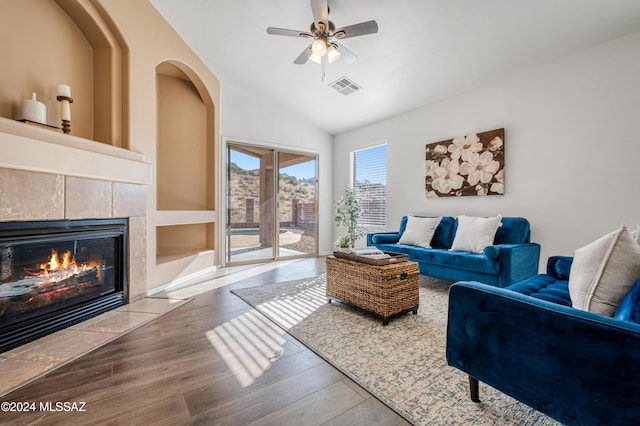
[0,167,147,301]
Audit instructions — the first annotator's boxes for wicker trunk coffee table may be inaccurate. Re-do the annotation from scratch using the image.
[325,255,419,325]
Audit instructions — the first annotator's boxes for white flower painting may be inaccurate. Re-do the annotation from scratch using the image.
[425,128,505,197]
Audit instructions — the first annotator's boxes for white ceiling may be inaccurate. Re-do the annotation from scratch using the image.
[150,0,640,135]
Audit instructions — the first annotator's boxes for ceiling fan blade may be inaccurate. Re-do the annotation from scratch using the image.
[310,0,329,30]
[294,44,314,64]
[267,27,312,38]
[334,42,357,64]
[333,20,378,39]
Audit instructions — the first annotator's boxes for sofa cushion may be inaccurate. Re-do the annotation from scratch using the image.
[373,243,415,256]
[494,217,531,244]
[569,225,640,317]
[450,215,502,254]
[432,216,456,248]
[410,247,499,275]
[614,278,640,324]
[508,275,572,306]
[632,224,640,242]
[371,243,499,275]
[398,216,442,248]
[398,216,455,249]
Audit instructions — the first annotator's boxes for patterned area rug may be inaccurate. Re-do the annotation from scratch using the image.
[231,275,558,426]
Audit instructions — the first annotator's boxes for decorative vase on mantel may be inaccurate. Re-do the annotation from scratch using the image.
[22,92,46,124]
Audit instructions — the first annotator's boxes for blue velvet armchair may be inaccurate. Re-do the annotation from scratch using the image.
[446,256,640,425]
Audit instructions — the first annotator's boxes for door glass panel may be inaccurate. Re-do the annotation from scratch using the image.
[226,145,276,263]
[278,152,317,257]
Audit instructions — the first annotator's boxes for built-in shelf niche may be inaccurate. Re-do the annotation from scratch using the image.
[156,223,215,264]
[0,0,123,147]
[156,61,216,266]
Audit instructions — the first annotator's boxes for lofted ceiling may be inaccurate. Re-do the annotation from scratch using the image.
[150,0,640,136]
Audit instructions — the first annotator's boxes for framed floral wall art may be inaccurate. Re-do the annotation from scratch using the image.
[425,128,504,198]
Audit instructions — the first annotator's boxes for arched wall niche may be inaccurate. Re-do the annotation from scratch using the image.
[0,0,124,147]
[155,60,217,266]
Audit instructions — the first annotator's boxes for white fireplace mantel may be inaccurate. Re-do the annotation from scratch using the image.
[0,118,150,185]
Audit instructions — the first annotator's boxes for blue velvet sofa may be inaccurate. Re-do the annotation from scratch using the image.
[366,216,540,287]
[446,256,640,425]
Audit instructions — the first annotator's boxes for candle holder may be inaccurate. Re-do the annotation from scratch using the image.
[56,95,73,134]
[60,119,71,134]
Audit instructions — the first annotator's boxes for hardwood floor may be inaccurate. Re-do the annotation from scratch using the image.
[2,257,409,425]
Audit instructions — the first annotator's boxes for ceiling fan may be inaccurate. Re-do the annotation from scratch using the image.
[266,0,378,78]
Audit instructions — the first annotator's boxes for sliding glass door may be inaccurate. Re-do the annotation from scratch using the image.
[226,143,318,264]
[226,145,275,263]
[277,152,317,257]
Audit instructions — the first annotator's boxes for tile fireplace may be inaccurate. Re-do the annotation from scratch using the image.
[0,218,128,353]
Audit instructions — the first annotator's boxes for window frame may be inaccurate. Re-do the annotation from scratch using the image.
[350,142,387,230]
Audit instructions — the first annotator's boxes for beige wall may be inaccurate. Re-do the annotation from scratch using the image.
[0,0,221,294]
[97,0,220,288]
[0,0,93,139]
[156,73,210,211]
[334,32,640,268]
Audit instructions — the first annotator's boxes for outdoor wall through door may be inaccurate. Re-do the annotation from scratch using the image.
[226,143,318,264]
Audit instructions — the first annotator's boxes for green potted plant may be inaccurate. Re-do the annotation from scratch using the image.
[334,235,351,251]
[334,186,367,250]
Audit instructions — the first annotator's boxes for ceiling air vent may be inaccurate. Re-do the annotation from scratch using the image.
[329,77,362,96]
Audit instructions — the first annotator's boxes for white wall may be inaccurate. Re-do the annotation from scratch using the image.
[220,83,334,256]
[334,32,640,270]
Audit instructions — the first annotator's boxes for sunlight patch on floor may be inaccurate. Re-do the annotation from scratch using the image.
[255,283,327,329]
[206,310,287,388]
[206,280,328,388]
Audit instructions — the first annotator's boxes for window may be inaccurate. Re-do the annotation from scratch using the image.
[352,143,387,228]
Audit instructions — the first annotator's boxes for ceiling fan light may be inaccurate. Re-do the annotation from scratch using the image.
[327,45,341,63]
[309,53,322,64]
[311,39,327,56]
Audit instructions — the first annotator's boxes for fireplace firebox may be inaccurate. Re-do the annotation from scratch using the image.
[0,218,127,353]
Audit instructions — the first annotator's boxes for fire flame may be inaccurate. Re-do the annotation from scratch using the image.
[41,250,78,273]
[25,249,102,284]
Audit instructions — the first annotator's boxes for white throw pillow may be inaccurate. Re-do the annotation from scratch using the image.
[632,224,640,243]
[450,215,502,254]
[568,224,640,317]
[398,216,442,248]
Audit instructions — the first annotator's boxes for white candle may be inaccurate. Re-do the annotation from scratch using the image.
[61,100,71,121]
[58,84,71,97]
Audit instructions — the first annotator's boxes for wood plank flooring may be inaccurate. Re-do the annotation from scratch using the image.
[1,258,409,426]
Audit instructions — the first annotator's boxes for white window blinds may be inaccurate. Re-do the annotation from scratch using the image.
[352,144,387,228]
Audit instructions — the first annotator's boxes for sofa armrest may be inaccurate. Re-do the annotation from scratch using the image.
[446,281,640,425]
[366,232,400,246]
[488,243,540,287]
